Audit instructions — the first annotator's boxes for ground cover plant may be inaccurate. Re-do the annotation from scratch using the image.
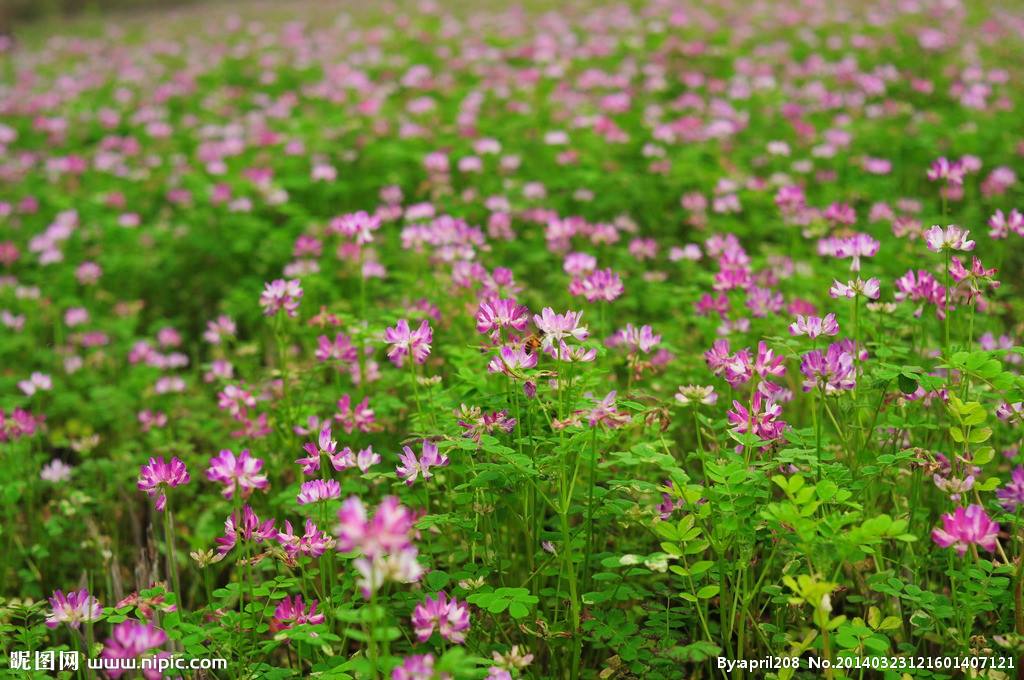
[2,0,1024,677]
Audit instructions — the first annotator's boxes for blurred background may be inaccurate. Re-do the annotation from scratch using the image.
[1,0,203,34]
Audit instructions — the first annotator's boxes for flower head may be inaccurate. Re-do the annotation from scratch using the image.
[297,479,341,505]
[925,225,975,253]
[393,653,449,680]
[573,268,624,302]
[727,393,787,444]
[789,314,839,339]
[335,495,415,558]
[269,596,326,632]
[396,440,449,485]
[259,279,303,317]
[674,385,718,407]
[99,620,168,679]
[800,343,856,394]
[997,466,1024,511]
[476,298,529,339]
[216,505,277,555]
[384,319,433,367]
[586,391,631,429]
[277,519,334,558]
[532,308,588,351]
[931,504,999,556]
[206,449,268,499]
[137,456,190,511]
[46,589,102,629]
[829,277,880,300]
[412,591,471,643]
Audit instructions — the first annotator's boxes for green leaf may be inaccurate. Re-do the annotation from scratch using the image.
[695,585,720,599]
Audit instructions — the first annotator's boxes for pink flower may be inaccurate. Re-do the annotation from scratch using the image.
[335,394,376,434]
[607,324,661,354]
[396,440,449,485]
[488,345,538,375]
[316,333,358,363]
[800,344,856,394]
[574,268,624,302]
[674,385,718,406]
[203,315,237,344]
[727,393,787,444]
[277,519,334,558]
[476,298,530,338]
[789,313,839,339]
[533,307,588,351]
[586,391,631,429]
[259,279,303,317]
[925,225,975,253]
[296,424,354,474]
[393,654,447,680]
[335,495,415,558]
[927,157,966,185]
[988,209,1024,239]
[357,446,381,472]
[137,456,190,511]
[206,449,268,499]
[297,479,341,505]
[411,591,471,643]
[829,277,880,300]
[216,505,277,555]
[931,504,999,556]
[99,620,168,679]
[384,319,433,367]
[18,371,52,396]
[46,589,102,629]
[270,596,326,632]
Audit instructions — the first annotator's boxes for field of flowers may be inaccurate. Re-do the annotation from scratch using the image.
[2,0,1024,677]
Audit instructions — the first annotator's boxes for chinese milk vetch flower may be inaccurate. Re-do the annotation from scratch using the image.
[137,456,190,511]
[927,157,966,185]
[335,495,415,558]
[259,278,303,317]
[336,496,423,597]
[726,392,787,443]
[988,209,1024,239]
[40,458,73,482]
[532,307,589,351]
[608,323,661,354]
[216,505,277,555]
[476,298,529,339]
[829,277,880,300]
[296,423,354,474]
[269,596,326,632]
[206,449,268,499]
[99,620,168,680]
[799,343,856,394]
[789,313,839,339]
[18,371,52,396]
[931,504,999,556]
[384,319,433,367]
[997,466,1024,510]
[573,268,624,302]
[586,391,632,429]
[277,518,334,558]
[488,345,538,375]
[396,439,449,485]
[674,385,718,406]
[46,589,102,629]
[392,654,449,680]
[924,225,975,253]
[412,591,471,643]
[297,479,341,505]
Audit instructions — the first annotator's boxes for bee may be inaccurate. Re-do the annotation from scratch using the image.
[522,333,542,355]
